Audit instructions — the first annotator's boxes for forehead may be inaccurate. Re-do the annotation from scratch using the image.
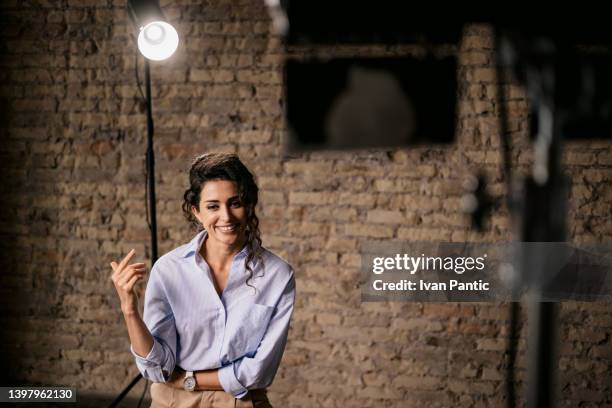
[200,180,239,200]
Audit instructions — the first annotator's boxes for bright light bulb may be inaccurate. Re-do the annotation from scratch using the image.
[145,24,164,43]
[137,21,179,61]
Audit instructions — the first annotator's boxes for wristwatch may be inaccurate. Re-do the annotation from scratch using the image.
[183,371,196,392]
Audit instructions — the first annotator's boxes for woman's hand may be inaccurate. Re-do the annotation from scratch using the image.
[110,249,147,316]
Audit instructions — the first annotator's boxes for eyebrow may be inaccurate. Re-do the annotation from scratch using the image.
[204,196,240,203]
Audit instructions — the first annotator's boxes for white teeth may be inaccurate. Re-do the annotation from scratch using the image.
[217,225,236,232]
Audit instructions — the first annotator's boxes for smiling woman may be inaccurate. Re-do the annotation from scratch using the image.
[109,153,296,408]
[190,179,249,293]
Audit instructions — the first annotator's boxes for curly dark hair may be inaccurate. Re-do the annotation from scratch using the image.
[182,153,263,287]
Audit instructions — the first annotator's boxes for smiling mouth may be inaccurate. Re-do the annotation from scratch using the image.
[216,224,239,233]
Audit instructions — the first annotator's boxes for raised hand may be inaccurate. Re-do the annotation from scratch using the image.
[110,249,147,315]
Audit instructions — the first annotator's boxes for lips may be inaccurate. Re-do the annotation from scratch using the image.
[216,224,239,233]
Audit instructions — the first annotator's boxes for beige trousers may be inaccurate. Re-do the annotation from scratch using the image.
[150,382,272,408]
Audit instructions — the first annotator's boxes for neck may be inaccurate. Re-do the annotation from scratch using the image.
[201,234,246,267]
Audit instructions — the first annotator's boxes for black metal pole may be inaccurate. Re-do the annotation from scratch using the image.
[527,301,558,408]
[108,59,158,408]
[145,58,159,264]
[522,49,564,408]
[493,32,520,408]
[108,373,142,408]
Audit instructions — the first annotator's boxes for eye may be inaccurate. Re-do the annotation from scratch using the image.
[230,200,242,208]
[206,204,219,210]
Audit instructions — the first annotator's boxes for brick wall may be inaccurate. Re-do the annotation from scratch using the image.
[0,1,610,407]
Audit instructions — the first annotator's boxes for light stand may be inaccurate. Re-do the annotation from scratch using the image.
[499,34,577,408]
[145,59,159,264]
[109,1,178,406]
[519,45,566,408]
[108,61,157,408]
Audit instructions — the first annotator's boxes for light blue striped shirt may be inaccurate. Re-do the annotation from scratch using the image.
[131,230,295,398]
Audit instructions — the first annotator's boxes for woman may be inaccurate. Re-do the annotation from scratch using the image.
[110,153,295,408]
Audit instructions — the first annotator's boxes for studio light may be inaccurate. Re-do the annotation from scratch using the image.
[137,21,179,61]
[128,0,179,61]
[110,2,181,406]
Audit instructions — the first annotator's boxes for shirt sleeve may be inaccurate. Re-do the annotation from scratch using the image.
[218,273,296,398]
[130,263,177,383]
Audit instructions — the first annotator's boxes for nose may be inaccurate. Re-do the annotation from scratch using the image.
[219,205,233,222]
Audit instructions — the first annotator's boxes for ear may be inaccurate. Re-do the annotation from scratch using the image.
[191,205,200,217]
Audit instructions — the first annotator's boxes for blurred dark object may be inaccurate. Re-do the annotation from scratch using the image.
[278,1,612,145]
[285,56,457,151]
[281,0,464,44]
[462,173,495,231]
[127,0,164,28]
[279,0,612,45]
[553,54,612,140]
[501,37,612,141]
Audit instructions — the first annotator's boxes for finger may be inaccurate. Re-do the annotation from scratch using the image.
[117,249,136,272]
[120,264,147,279]
[113,253,139,280]
[115,263,146,283]
[110,261,119,280]
[117,268,145,287]
[117,268,146,288]
[123,274,142,292]
[127,262,146,269]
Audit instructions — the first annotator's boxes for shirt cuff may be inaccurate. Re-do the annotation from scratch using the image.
[131,340,164,367]
[218,364,248,399]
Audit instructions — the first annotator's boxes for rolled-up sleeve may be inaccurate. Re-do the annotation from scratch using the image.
[218,273,296,398]
[130,264,177,383]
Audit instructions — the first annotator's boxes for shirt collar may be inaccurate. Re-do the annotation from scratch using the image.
[182,230,250,259]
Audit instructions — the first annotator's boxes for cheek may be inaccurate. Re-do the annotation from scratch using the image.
[237,209,248,222]
[205,215,218,225]
[198,212,215,226]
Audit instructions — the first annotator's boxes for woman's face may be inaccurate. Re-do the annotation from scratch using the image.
[192,180,248,250]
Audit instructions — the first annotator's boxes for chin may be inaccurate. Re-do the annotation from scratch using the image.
[212,231,245,246]
[220,236,238,245]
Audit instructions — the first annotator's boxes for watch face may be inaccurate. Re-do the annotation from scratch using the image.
[184,376,196,391]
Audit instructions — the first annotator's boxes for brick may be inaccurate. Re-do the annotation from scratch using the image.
[235,130,272,144]
[373,179,420,193]
[470,68,496,83]
[392,375,441,390]
[459,51,489,66]
[392,318,443,332]
[590,345,612,359]
[338,192,377,207]
[357,386,402,399]
[397,228,451,241]
[462,35,495,50]
[345,224,394,238]
[316,313,341,326]
[597,150,612,165]
[236,69,282,84]
[284,161,333,175]
[305,206,357,222]
[288,191,336,205]
[366,210,406,224]
[448,379,496,395]
[476,338,506,351]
